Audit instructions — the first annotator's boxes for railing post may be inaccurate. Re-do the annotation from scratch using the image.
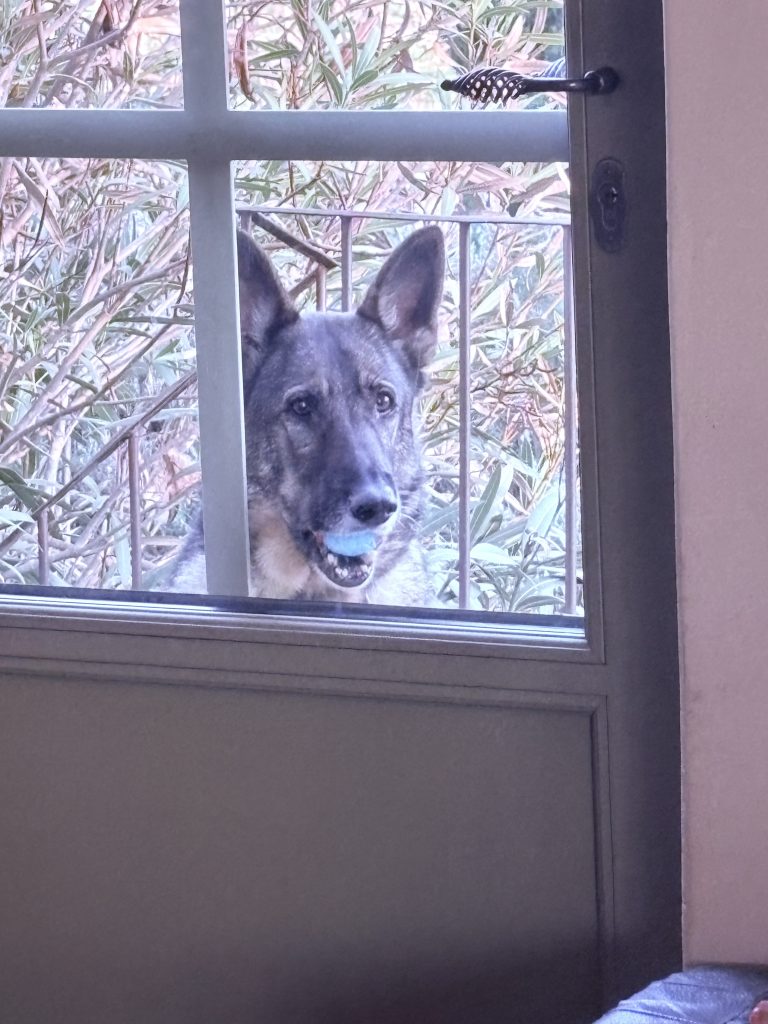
[37,509,50,586]
[127,428,142,590]
[315,265,327,311]
[563,226,579,614]
[340,215,354,312]
[458,221,472,610]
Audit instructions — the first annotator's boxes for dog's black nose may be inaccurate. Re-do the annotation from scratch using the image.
[351,489,398,526]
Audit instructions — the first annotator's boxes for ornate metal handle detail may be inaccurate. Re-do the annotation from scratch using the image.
[440,65,619,105]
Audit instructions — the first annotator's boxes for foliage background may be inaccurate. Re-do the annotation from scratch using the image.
[0,0,579,614]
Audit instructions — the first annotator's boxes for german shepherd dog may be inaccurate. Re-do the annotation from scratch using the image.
[171,225,445,605]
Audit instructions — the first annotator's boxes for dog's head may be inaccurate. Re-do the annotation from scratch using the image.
[236,225,444,591]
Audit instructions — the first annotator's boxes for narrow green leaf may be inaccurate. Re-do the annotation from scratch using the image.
[0,467,50,512]
[311,9,347,81]
[317,62,345,105]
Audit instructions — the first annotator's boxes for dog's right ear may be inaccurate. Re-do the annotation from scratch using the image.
[237,230,297,380]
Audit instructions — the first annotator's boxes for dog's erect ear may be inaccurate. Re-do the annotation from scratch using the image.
[237,230,297,379]
[357,226,445,371]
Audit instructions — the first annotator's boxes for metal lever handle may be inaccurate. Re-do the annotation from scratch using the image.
[440,66,619,105]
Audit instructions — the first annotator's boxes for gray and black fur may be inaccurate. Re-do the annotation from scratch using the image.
[171,225,445,605]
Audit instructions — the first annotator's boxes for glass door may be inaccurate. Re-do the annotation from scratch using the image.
[0,2,679,1021]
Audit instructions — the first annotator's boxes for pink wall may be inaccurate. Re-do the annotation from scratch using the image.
[666,0,768,962]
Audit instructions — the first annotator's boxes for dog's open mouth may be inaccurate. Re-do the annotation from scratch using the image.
[306,530,378,589]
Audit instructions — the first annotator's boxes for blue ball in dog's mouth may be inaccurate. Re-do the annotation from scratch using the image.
[323,531,377,558]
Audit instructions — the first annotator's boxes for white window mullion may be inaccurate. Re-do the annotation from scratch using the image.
[0,111,568,164]
[180,0,251,597]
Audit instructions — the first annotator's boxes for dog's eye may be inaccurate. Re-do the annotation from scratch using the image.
[375,388,395,413]
[288,394,316,417]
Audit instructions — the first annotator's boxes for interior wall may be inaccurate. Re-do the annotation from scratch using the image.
[665,0,768,962]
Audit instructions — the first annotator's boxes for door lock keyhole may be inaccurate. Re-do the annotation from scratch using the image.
[590,159,626,253]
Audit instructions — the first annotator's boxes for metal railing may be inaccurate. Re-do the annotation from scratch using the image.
[18,203,579,613]
[238,204,580,614]
[28,371,195,590]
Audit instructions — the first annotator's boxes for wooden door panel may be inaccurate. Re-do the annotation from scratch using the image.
[0,671,603,1023]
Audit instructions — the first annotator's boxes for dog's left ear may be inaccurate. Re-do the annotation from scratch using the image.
[357,226,445,371]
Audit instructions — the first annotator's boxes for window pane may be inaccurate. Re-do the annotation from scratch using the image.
[2,2,183,109]
[0,152,581,620]
[232,157,581,617]
[0,157,196,589]
[226,0,564,112]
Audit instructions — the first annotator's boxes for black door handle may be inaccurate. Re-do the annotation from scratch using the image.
[440,65,619,104]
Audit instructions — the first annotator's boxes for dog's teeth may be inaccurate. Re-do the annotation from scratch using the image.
[312,532,377,588]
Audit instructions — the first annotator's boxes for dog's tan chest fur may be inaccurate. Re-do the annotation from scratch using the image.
[171,509,430,605]
[248,508,313,598]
